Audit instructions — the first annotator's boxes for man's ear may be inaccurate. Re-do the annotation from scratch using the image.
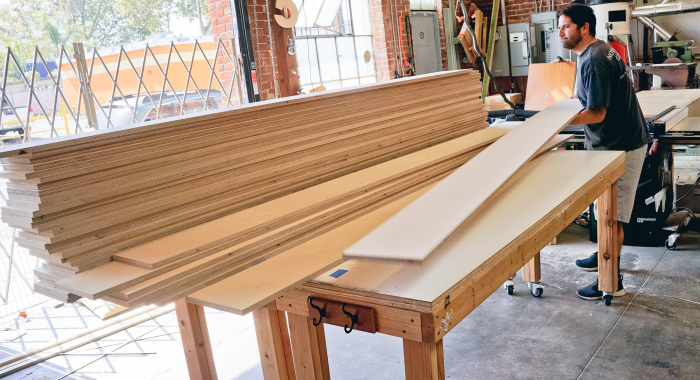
[581,22,590,37]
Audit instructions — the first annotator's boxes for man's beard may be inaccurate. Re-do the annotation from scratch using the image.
[562,30,582,50]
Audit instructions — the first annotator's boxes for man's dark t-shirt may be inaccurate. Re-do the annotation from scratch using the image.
[576,40,651,151]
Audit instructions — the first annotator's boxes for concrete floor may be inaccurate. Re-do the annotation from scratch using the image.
[5,224,700,380]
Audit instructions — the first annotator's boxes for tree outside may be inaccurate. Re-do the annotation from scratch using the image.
[0,0,212,73]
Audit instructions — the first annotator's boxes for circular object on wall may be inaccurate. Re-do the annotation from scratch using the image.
[364,50,371,63]
[282,7,291,19]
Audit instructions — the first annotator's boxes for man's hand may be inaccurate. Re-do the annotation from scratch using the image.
[570,107,606,125]
[649,141,658,155]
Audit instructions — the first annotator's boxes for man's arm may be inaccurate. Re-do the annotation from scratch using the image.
[570,107,606,125]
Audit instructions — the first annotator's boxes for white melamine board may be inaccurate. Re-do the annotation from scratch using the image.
[636,89,700,117]
[322,150,623,303]
[343,99,582,263]
[179,134,573,315]
[669,117,700,132]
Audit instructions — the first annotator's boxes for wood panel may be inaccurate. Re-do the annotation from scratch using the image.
[51,127,502,306]
[180,135,570,316]
[524,62,576,111]
[2,71,487,303]
[636,88,700,117]
[344,99,582,263]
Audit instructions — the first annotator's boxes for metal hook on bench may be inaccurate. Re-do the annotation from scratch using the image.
[309,297,326,326]
[342,303,358,334]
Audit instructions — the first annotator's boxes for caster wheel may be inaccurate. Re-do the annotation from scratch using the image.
[507,285,514,295]
[530,287,543,297]
[665,240,677,250]
[603,295,612,306]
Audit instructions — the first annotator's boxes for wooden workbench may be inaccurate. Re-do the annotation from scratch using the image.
[175,149,625,380]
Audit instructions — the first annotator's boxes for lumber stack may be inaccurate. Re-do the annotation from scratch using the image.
[0,70,487,303]
[46,127,503,307]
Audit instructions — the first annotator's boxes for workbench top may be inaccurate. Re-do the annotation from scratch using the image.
[308,150,624,309]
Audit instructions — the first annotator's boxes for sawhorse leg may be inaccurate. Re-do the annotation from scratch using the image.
[403,339,445,380]
[522,253,544,297]
[175,298,218,380]
[287,313,330,380]
[597,182,620,306]
[253,302,296,380]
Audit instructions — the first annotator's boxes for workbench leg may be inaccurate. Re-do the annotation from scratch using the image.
[522,253,541,283]
[175,299,218,380]
[253,302,296,380]
[597,183,619,297]
[403,339,445,380]
[287,313,330,380]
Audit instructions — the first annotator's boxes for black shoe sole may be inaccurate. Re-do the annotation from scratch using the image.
[576,288,626,301]
[576,292,602,300]
[580,267,598,272]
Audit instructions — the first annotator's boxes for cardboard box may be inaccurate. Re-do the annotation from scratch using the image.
[483,93,522,111]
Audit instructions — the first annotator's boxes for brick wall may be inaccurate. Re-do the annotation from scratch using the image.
[471,0,572,26]
[210,0,452,96]
[438,0,449,70]
[209,0,298,102]
[208,0,243,104]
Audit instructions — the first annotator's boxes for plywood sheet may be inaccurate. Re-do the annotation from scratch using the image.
[180,134,573,315]
[321,150,623,304]
[344,99,582,263]
[185,187,430,315]
[636,89,700,117]
[524,62,576,111]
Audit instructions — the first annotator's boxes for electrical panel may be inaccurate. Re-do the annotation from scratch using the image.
[489,13,577,78]
[508,23,531,77]
[531,12,557,63]
[532,12,577,63]
[491,25,510,77]
[410,11,443,75]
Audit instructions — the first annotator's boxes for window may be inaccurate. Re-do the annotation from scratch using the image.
[293,0,376,93]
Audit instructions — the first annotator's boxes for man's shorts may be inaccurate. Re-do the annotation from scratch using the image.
[615,144,647,223]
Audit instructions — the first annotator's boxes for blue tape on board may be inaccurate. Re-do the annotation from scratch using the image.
[329,269,348,278]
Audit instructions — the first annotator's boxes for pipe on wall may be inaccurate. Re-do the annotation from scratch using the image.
[637,16,673,41]
[632,1,700,17]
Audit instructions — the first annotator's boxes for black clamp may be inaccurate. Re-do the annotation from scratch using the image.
[341,303,359,334]
[309,297,326,326]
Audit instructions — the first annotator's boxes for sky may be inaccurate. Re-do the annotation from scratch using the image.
[169,15,205,37]
[0,0,207,38]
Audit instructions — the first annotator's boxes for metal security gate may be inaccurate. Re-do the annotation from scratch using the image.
[0,36,246,328]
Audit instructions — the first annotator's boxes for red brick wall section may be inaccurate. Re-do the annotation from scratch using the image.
[247,0,279,100]
[437,0,449,70]
[208,0,243,105]
[371,0,399,81]
[209,0,299,102]
[471,0,572,26]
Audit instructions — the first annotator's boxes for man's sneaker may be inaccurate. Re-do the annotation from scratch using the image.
[575,252,598,271]
[576,275,626,300]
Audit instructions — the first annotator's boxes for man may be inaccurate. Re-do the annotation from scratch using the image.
[557,4,652,300]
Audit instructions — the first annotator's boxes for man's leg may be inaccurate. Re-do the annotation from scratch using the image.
[577,145,646,300]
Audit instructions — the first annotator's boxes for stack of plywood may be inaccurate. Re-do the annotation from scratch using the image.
[0,70,487,303]
[48,128,506,307]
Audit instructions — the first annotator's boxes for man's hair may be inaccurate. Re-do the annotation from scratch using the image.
[557,4,597,37]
